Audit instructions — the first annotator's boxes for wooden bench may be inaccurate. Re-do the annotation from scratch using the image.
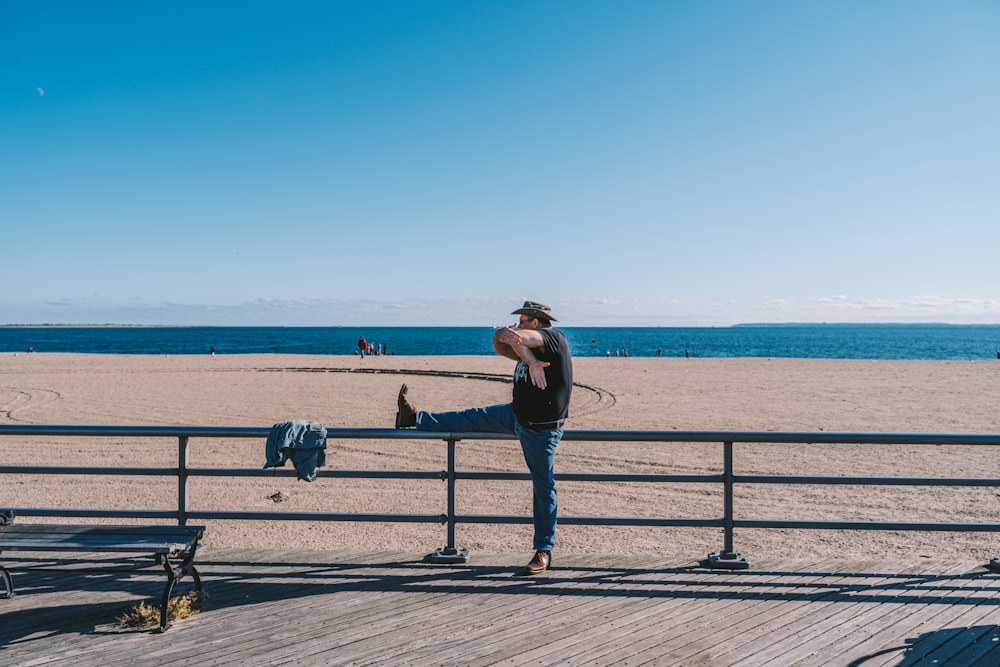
[0,523,205,632]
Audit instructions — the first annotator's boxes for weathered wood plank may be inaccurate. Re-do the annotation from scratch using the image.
[454,558,724,666]
[492,565,771,666]
[773,561,987,666]
[731,560,997,667]
[825,562,1000,666]
[372,571,684,665]
[563,559,854,666]
[565,558,854,665]
[315,557,663,666]
[2,550,999,667]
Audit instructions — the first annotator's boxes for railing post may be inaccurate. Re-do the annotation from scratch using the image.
[708,440,749,569]
[177,436,189,526]
[427,435,470,563]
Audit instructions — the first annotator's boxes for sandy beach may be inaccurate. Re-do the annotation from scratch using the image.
[1,352,998,562]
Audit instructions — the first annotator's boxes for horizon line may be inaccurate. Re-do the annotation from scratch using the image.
[4,322,1000,329]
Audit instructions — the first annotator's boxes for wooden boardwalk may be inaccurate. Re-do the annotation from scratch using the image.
[2,548,999,666]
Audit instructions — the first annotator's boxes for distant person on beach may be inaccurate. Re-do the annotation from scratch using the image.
[394,300,573,577]
[209,346,215,356]
[357,336,367,358]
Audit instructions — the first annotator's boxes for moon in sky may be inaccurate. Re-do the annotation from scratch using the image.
[37,87,45,97]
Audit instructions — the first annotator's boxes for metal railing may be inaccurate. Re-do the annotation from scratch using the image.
[2,424,999,569]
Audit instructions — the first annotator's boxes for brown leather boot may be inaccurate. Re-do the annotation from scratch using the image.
[395,384,417,428]
[521,550,551,576]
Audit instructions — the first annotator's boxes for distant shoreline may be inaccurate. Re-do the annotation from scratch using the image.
[0,324,175,328]
[4,322,999,329]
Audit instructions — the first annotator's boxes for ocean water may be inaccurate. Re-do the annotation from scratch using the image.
[2,324,1000,360]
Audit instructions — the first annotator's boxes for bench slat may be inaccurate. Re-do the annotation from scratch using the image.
[0,525,204,554]
[0,540,196,554]
[0,524,204,537]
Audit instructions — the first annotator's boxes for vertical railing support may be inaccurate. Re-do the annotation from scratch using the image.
[707,440,749,569]
[177,436,189,526]
[427,435,471,563]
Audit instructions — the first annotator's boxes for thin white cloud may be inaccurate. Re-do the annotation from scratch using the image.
[5,294,1000,327]
[754,295,1000,323]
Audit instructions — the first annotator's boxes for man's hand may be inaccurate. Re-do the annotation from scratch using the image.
[528,359,550,389]
[493,324,523,348]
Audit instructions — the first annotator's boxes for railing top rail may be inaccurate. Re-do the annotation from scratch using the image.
[1,424,999,446]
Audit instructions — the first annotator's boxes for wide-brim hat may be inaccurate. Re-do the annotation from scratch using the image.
[512,300,557,322]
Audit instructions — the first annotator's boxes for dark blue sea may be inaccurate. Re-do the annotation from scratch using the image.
[3,324,1000,360]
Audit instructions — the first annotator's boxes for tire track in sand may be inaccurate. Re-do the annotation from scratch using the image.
[255,367,616,419]
[0,387,63,423]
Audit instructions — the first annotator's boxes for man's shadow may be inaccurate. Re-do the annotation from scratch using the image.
[848,625,1000,665]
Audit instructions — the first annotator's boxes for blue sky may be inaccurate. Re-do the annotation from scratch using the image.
[2,1,998,326]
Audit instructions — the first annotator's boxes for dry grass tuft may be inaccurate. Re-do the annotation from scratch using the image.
[118,591,207,629]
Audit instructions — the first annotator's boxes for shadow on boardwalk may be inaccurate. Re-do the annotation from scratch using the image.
[847,625,1000,666]
[2,549,999,665]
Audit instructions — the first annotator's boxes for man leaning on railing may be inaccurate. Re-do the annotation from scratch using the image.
[394,300,573,577]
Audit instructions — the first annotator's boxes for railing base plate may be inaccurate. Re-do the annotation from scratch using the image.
[707,551,750,570]
[426,547,471,564]
[988,558,1000,573]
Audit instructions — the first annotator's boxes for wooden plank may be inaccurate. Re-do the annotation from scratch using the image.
[616,559,908,666]
[458,558,762,666]
[388,555,650,664]
[679,560,960,666]
[926,625,1000,666]
[292,566,644,664]
[565,559,862,666]
[656,559,863,664]
[720,560,921,666]
[564,557,854,665]
[202,553,684,666]
[441,557,711,666]
[781,560,987,666]
[742,560,976,667]
[970,641,1000,667]
[146,551,461,666]
[824,562,996,665]
[2,551,999,667]
[864,569,1000,667]
[507,576,758,664]
[340,560,683,666]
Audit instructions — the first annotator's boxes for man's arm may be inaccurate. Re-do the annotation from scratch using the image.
[492,326,522,361]
[493,326,549,389]
[494,325,547,350]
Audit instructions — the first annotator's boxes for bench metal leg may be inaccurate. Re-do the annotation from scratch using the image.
[0,564,14,599]
[156,550,202,632]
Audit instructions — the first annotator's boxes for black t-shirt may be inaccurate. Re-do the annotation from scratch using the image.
[512,327,573,425]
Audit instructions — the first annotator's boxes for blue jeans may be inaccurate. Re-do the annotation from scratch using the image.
[416,403,562,552]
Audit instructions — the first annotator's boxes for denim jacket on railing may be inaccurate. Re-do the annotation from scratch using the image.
[263,420,327,482]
